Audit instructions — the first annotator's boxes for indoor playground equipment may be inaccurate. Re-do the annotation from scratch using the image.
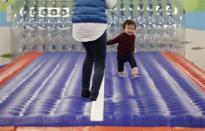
[0,0,205,131]
[11,0,185,56]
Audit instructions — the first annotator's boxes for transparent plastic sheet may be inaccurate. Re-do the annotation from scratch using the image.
[11,0,185,57]
[11,0,79,57]
[107,0,185,55]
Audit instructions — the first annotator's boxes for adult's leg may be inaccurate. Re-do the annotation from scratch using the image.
[89,32,106,100]
[81,42,94,97]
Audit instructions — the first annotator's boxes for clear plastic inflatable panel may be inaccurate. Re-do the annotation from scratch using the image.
[11,0,185,56]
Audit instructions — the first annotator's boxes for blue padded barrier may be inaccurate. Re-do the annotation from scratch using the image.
[136,52,205,127]
[0,52,205,127]
[0,52,92,126]
[0,64,6,68]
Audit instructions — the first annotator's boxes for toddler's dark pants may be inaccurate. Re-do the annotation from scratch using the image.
[117,53,137,72]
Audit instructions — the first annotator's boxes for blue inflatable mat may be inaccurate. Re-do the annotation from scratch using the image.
[0,52,205,127]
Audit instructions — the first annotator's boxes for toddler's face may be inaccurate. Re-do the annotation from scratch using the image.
[124,25,136,35]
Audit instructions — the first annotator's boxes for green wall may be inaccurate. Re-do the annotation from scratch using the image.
[0,0,13,11]
[176,0,205,12]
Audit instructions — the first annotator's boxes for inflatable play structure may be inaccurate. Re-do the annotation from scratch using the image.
[0,0,205,131]
[11,0,185,56]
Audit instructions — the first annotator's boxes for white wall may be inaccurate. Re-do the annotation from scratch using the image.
[184,28,205,70]
[0,27,11,65]
[0,27,11,55]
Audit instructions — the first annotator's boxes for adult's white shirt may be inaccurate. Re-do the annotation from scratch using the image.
[72,0,116,42]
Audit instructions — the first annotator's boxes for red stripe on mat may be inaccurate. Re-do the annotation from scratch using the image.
[161,52,205,92]
[0,126,205,131]
[0,51,43,86]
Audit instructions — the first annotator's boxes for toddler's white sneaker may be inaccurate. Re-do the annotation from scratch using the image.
[118,71,127,77]
[131,67,139,78]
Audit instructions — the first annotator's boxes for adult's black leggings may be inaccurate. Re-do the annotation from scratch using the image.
[82,31,106,97]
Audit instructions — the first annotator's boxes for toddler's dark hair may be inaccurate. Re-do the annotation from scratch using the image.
[123,20,136,29]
